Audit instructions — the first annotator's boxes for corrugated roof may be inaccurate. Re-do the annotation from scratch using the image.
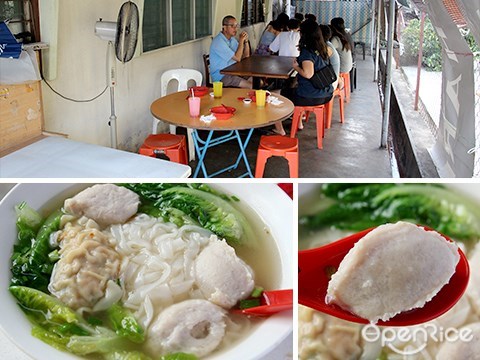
[442,0,467,27]
[409,0,467,27]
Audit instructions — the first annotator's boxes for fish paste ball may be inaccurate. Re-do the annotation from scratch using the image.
[64,184,139,226]
[195,239,255,308]
[326,222,460,323]
[146,299,226,357]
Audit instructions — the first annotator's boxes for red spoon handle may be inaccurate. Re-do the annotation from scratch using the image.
[263,289,293,307]
[233,289,293,316]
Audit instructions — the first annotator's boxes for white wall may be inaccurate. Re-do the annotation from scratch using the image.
[39,0,270,152]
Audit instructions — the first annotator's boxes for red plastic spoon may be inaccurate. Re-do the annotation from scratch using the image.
[298,227,470,326]
[232,289,293,316]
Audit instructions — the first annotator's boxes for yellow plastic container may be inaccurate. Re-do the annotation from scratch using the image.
[213,81,223,98]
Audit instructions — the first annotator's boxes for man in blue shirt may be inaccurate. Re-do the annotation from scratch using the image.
[209,15,252,88]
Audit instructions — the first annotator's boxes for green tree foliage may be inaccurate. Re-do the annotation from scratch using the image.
[402,18,442,71]
[402,18,479,71]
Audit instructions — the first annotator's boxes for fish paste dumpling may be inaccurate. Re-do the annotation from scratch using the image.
[49,228,121,310]
[326,221,460,323]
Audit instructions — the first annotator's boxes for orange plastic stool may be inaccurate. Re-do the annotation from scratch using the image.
[340,72,351,103]
[325,87,345,129]
[255,135,299,178]
[290,104,325,149]
[139,134,188,165]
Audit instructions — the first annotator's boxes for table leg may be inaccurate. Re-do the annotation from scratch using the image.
[233,129,254,178]
[192,130,214,178]
[252,77,262,89]
[191,129,254,178]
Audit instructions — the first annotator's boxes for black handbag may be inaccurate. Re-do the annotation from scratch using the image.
[309,52,337,90]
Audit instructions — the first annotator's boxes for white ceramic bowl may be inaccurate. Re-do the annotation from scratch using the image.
[0,183,293,360]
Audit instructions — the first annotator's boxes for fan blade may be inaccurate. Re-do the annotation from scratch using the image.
[116,1,139,63]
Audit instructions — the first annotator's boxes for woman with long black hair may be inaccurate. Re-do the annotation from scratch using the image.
[275,19,334,134]
[330,17,353,73]
[283,19,334,106]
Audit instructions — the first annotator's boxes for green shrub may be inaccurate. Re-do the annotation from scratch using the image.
[464,32,480,57]
[402,17,480,70]
[402,18,442,71]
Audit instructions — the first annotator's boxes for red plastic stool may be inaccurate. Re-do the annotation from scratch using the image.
[255,135,299,178]
[325,87,345,129]
[340,72,351,103]
[290,104,325,149]
[139,134,188,165]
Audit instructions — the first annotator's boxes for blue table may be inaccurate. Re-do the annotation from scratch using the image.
[192,129,254,178]
[150,88,294,178]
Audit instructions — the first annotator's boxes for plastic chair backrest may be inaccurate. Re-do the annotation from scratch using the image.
[202,54,212,88]
[160,68,203,97]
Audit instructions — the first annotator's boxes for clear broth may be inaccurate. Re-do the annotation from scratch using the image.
[31,183,282,359]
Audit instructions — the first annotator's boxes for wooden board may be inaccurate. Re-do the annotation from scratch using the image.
[0,81,44,153]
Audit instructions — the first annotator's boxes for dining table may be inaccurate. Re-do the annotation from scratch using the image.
[220,55,295,89]
[150,88,294,178]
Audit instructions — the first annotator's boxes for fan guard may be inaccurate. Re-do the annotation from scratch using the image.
[115,1,139,63]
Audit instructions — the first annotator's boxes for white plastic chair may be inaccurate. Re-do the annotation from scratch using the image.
[154,68,203,161]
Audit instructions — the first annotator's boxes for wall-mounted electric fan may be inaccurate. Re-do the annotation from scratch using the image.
[94,1,139,148]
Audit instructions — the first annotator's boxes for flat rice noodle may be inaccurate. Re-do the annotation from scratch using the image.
[108,215,216,328]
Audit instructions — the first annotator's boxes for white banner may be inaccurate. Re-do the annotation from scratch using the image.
[456,0,480,177]
[457,0,480,44]
[427,0,475,177]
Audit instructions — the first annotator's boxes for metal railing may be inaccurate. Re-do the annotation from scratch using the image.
[474,58,480,177]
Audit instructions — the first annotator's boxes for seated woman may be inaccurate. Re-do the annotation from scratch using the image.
[304,13,317,22]
[254,20,282,55]
[275,12,290,31]
[275,19,334,134]
[319,24,342,90]
[330,17,353,74]
[294,12,304,23]
[269,18,301,57]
